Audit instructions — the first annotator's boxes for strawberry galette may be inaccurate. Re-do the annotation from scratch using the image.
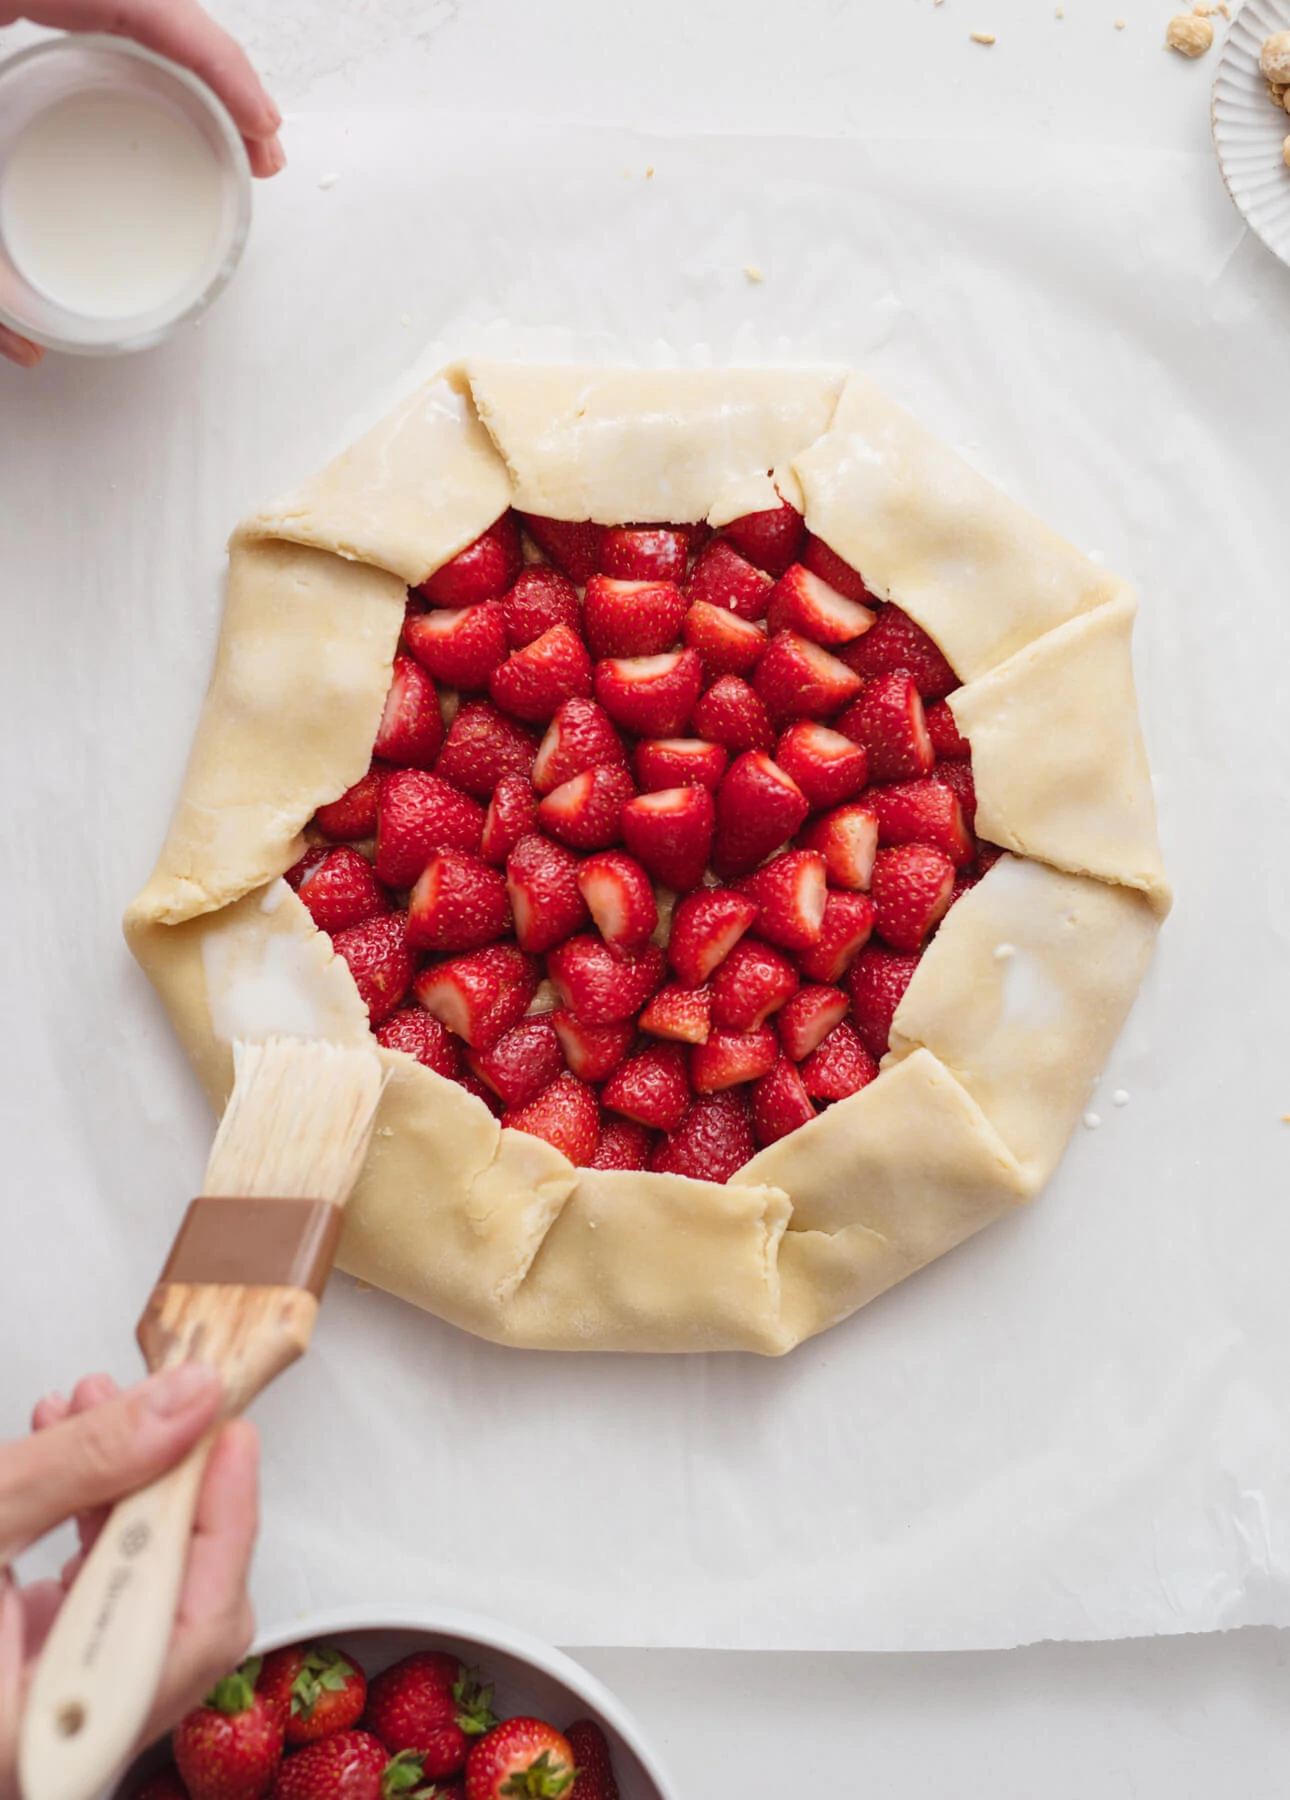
[127,365,1169,1354]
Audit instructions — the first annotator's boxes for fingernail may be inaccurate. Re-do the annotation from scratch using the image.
[143,1364,220,1417]
[264,134,287,175]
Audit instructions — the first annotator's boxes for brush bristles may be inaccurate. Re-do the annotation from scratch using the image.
[204,1038,386,1203]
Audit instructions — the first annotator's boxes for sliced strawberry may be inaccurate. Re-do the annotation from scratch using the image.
[590,1117,656,1171]
[639,980,712,1044]
[455,1068,504,1116]
[489,623,593,724]
[315,763,385,842]
[870,844,955,951]
[776,984,850,1061]
[690,1023,779,1093]
[738,849,827,951]
[774,722,868,809]
[799,802,880,891]
[466,1014,565,1110]
[479,773,538,865]
[667,887,759,986]
[332,913,414,1024]
[401,591,425,646]
[537,764,636,851]
[375,1003,461,1076]
[406,849,510,952]
[765,564,875,647]
[583,576,687,658]
[375,768,485,889]
[576,850,658,949]
[711,751,809,880]
[373,654,445,768]
[870,777,974,866]
[682,602,767,679]
[551,1010,636,1082]
[505,833,588,954]
[690,674,775,756]
[436,699,539,798]
[753,631,863,725]
[721,500,804,577]
[710,938,799,1032]
[936,756,977,832]
[295,846,387,935]
[285,845,328,890]
[800,533,878,604]
[413,943,538,1049]
[518,514,604,584]
[496,565,580,649]
[752,1056,817,1147]
[547,936,666,1024]
[684,538,773,620]
[594,649,704,737]
[847,944,921,1060]
[835,673,934,784]
[620,784,715,892]
[795,890,877,982]
[418,513,521,607]
[601,1042,691,1132]
[650,1089,755,1181]
[634,737,729,793]
[532,697,626,794]
[504,1072,600,1165]
[839,605,958,700]
[403,602,508,691]
[976,841,1003,875]
[680,521,713,553]
[800,1018,879,1101]
[599,525,690,584]
[925,698,969,759]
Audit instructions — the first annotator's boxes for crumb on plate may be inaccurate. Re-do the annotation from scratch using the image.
[1166,13,1213,55]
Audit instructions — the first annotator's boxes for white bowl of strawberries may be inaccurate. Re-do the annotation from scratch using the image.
[114,1605,676,1800]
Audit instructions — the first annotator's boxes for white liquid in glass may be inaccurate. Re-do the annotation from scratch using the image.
[0,89,223,320]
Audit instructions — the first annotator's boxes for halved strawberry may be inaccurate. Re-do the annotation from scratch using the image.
[406,849,510,952]
[375,768,486,889]
[835,673,934,783]
[799,802,880,891]
[479,773,538,865]
[870,777,974,866]
[590,1117,656,1171]
[518,514,604,584]
[455,1068,504,1116]
[765,564,876,646]
[537,764,636,850]
[800,1018,879,1101]
[639,981,712,1044]
[489,623,593,724]
[682,602,767,679]
[683,538,773,620]
[753,631,863,724]
[594,648,704,737]
[332,913,414,1024]
[776,984,850,1061]
[620,785,715,892]
[576,850,658,948]
[847,944,921,1060]
[403,602,508,691]
[737,849,827,951]
[315,763,385,842]
[690,675,775,755]
[466,1014,565,1110]
[436,699,539,798]
[681,521,713,554]
[599,525,690,584]
[505,833,589,954]
[649,1089,755,1181]
[634,737,729,793]
[418,513,521,607]
[503,1072,600,1165]
[925,698,969,759]
[532,698,627,794]
[936,756,977,831]
[839,604,958,700]
[601,1042,691,1132]
[550,1010,636,1082]
[752,1057,817,1147]
[711,751,809,879]
[295,846,387,934]
[583,576,687,659]
[667,887,759,986]
[690,1023,779,1093]
[870,844,955,951]
[710,938,799,1032]
[413,943,538,1049]
[374,1005,461,1077]
[721,500,804,577]
[800,533,878,604]
[373,654,445,768]
[496,565,580,649]
[774,722,869,809]
[795,890,877,983]
[547,936,666,1024]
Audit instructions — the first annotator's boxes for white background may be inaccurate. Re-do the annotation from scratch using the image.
[4,0,1290,1792]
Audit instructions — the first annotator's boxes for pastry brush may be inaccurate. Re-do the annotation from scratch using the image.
[19,1037,385,1800]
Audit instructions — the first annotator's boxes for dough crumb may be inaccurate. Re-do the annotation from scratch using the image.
[399,313,411,327]
[1083,1111,1102,1130]
[1114,18,1126,30]
[646,167,655,178]
[970,30,996,44]
[1055,5,1064,16]
[318,172,340,190]
[1112,1089,1130,1107]
[745,263,765,283]
[1166,13,1213,55]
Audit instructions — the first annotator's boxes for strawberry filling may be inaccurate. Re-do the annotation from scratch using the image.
[294,504,993,1180]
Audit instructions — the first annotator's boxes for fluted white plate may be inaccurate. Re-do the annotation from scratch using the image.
[1213,0,1290,266]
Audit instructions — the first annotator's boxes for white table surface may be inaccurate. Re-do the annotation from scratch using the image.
[4,0,1290,1793]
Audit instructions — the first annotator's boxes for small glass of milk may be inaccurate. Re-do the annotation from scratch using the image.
[0,35,251,355]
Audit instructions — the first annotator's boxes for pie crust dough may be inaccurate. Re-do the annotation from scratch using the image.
[127,363,1170,1355]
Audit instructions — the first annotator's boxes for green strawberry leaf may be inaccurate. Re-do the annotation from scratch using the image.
[203,1657,262,1717]
[499,1750,575,1799]
[291,1647,356,1717]
[452,1668,498,1738]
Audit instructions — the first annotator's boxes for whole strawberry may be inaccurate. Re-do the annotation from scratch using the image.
[465,1719,575,1800]
[364,1654,497,1780]
[268,1730,436,1800]
[257,1643,368,1746]
[125,1768,189,1800]
[173,1661,284,1800]
[565,1720,619,1800]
